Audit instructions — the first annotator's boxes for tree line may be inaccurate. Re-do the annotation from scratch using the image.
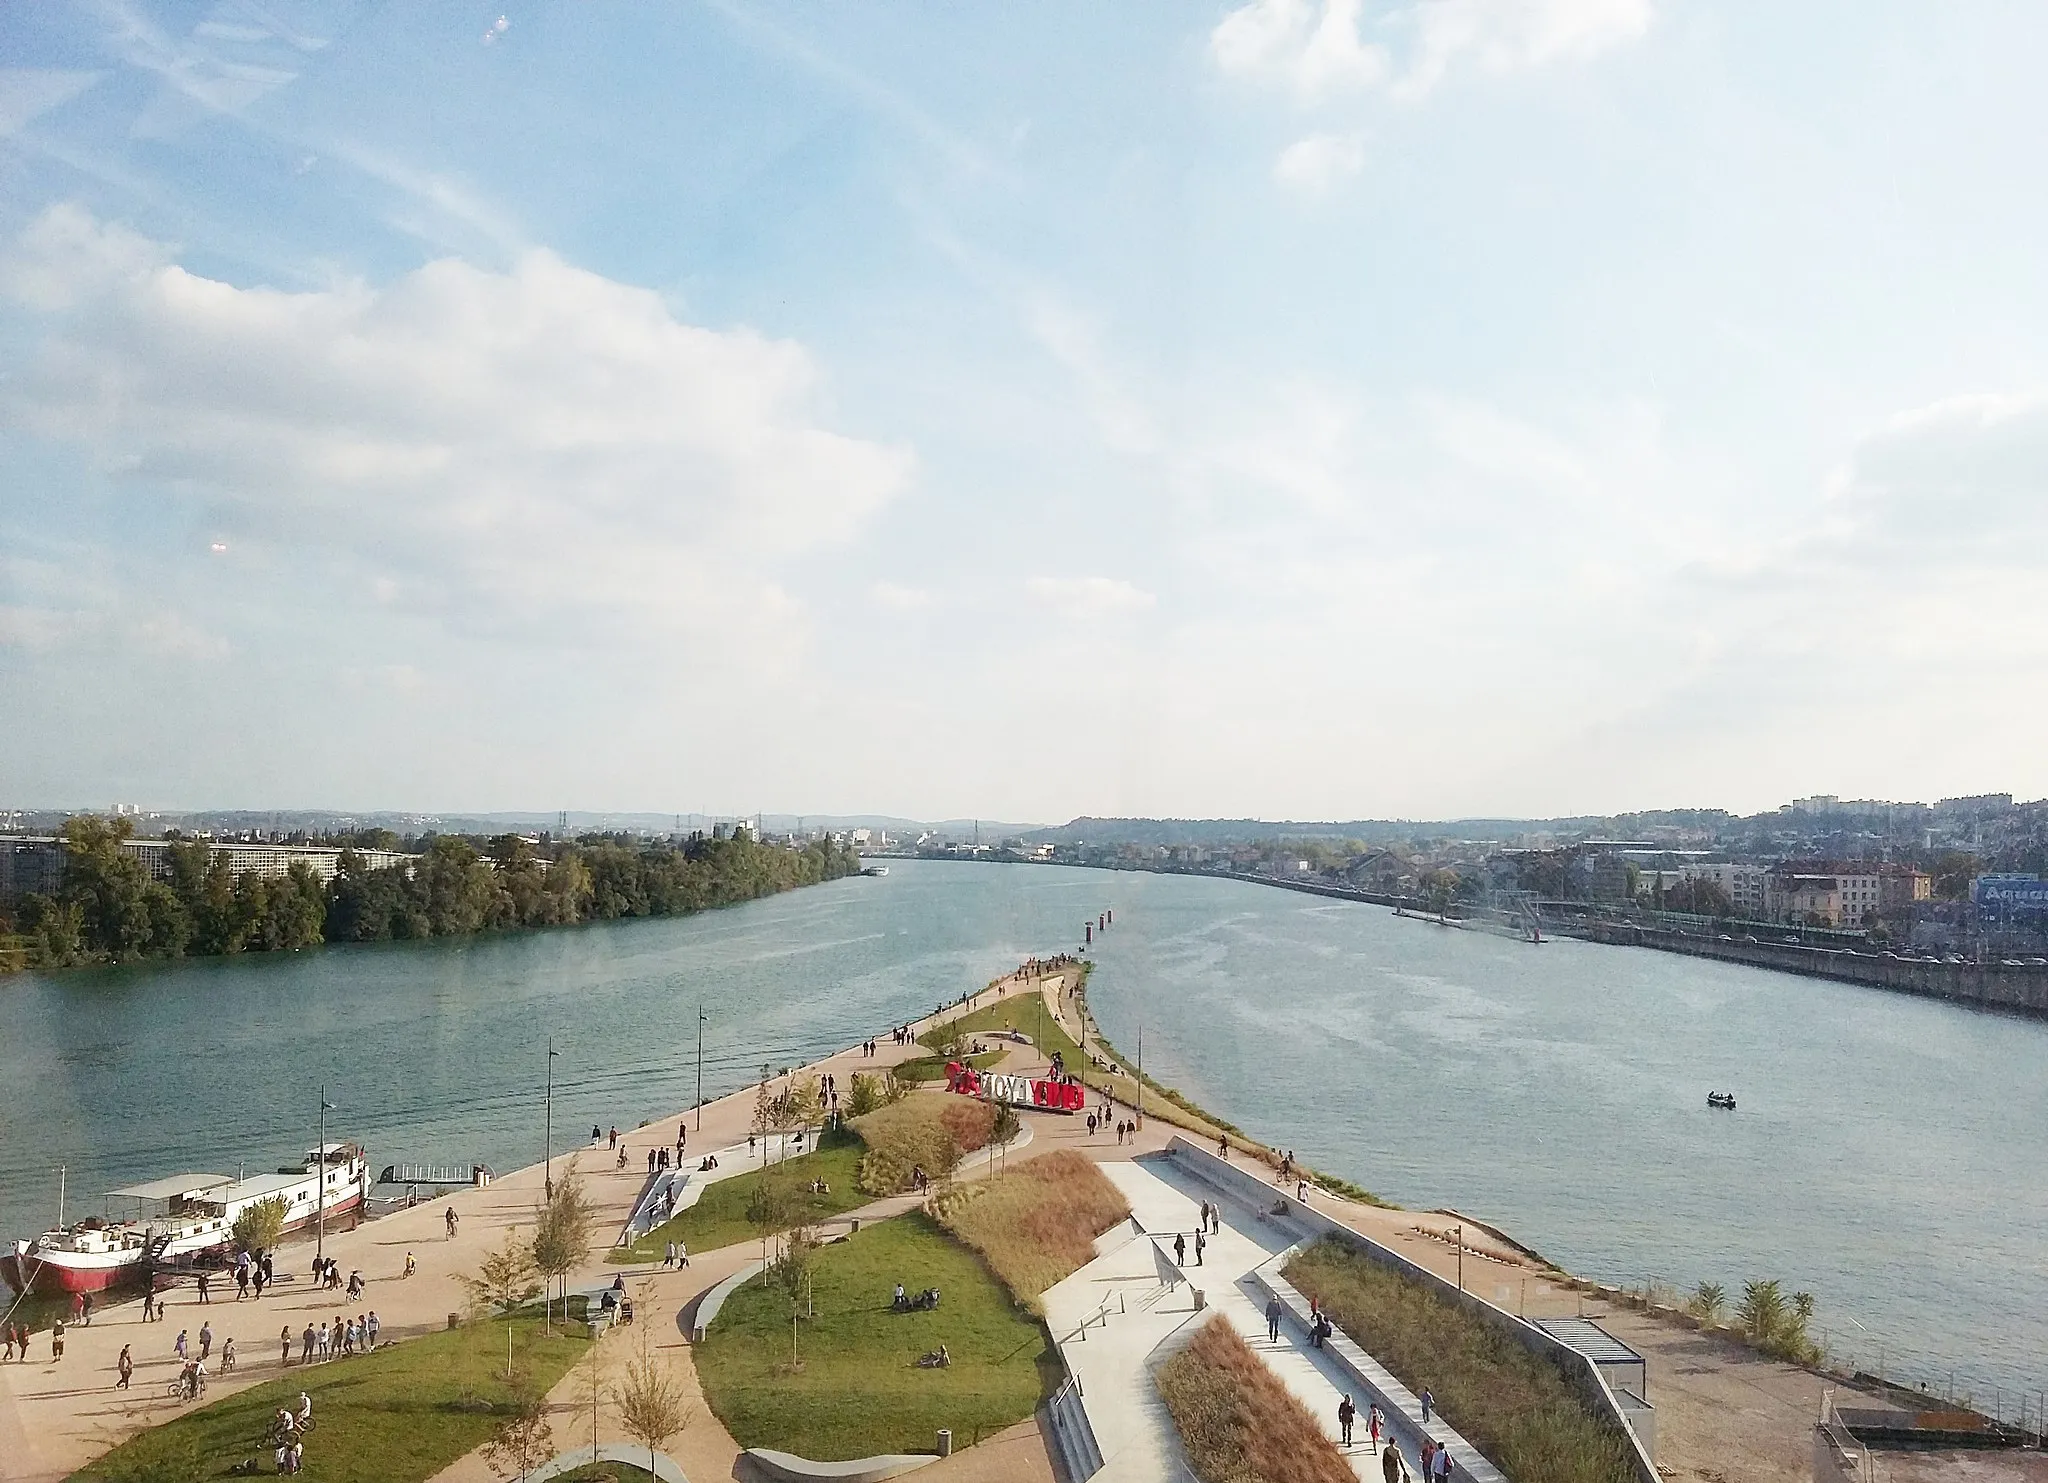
[11,817,863,969]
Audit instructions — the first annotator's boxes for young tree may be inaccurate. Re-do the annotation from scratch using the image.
[531,1163,593,1329]
[462,1228,542,1377]
[480,1384,555,1483]
[615,1331,692,1478]
[845,1072,882,1119]
[990,1103,1022,1179]
[230,1195,290,1257]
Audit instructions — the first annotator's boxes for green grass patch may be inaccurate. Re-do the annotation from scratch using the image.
[695,1211,1056,1460]
[1286,1239,1637,1483]
[612,1126,870,1263]
[70,1318,586,1483]
[892,1049,1005,1085]
[551,1466,659,1482]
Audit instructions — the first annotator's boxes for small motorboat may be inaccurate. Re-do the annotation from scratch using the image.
[1706,1092,1737,1110]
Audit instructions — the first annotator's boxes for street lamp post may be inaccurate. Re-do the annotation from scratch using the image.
[316,1086,335,1266]
[696,1006,707,1133]
[544,1041,560,1199]
[1454,1224,1464,1292]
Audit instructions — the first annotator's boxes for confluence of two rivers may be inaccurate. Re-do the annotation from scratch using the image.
[2,860,2042,1400]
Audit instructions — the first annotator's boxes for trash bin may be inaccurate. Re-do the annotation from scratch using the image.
[446,1312,460,1330]
[1192,1288,1206,1311]
[936,1429,952,1457]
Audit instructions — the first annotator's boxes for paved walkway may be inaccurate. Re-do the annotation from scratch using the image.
[0,963,1073,1483]
[1044,1153,1492,1483]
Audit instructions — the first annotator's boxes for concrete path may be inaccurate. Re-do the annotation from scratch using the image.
[1044,1153,1425,1483]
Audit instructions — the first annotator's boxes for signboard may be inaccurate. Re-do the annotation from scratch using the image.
[1974,875,2048,912]
[945,1061,1085,1113]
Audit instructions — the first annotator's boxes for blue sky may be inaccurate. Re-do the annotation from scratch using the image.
[4,1,2047,822]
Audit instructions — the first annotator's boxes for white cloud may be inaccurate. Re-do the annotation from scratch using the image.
[1210,0,1389,99]
[0,205,914,648]
[1210,0,1652,99]
[1404,0,1654,95]
[1274,132,1366,193]
[1025,576,1156,618]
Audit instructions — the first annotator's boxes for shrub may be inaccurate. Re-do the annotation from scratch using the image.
[1735,1279,1819,1362]
[1286,1239,1636,1483]
[931,1151,1129,1305]
[850,1096,995,1195]
[1156,1317,1354,1483]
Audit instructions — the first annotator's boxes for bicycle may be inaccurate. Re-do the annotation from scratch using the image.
[164,1375,206,1404]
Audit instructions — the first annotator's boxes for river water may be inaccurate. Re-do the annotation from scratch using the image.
[3,861,2042,1404]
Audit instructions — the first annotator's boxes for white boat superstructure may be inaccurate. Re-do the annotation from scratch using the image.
[3,1141,369,1296]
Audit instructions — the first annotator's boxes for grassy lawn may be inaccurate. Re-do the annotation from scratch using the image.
[932,1151,1130,1306]
[611,1127,870,1263]
[890,1049,1005,1085]
[551,1466,658,1481]
[695,1211,1056,1460]
[70,1318,585,1483]
[1286,1239,1637,1483]
[1158,1317,1355,1483]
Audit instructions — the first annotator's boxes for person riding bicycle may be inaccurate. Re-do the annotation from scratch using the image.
[220,1336,236,1371]
[403,1252,417,1278]
[445,1206,458,1239]
[297,1390,312,1426]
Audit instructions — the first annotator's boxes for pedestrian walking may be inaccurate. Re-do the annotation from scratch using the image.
[15,1324,29,1362]
[445,1206,458,1240]
[314,1322,329,1362]
[1173,1233,1186,1265]
[301,1323,316,1363]
[117,1344,133,1389]
[1434,1443,1454,1480]
[281,1325,293,1365]
[2,1326,12,1362]
[1382,1441,1406,1483]
[175,1328,189,1362]
[236,1265,250,1299]
[199,1321,213,1361]
[1194,1230,1206,1265]
[1421,1387,1434,1423]
[81,1291,93,1325]
[676,1238,688,1267]
[1339,1394,1356,1446]
[1420,1441,1435,1479]
[366,1310,379,1350]
[51,1318,65,1360]
[1369,1403,1383,1447]
[1265,1296,1284,1344]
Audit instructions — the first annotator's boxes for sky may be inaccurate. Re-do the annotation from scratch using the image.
[4,1,2047,824]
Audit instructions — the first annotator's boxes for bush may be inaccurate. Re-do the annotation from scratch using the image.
[1156,1317,1354,1483]
[930,1151,1130,1305]
[850,1096,995,1195]
[1286,1239,1636,1483]
[1734,1279,1819,1362]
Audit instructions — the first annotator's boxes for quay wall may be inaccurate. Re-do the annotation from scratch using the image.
[1578,923,2048,1017]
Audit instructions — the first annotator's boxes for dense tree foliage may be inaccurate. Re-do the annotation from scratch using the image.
[16,818,861,968]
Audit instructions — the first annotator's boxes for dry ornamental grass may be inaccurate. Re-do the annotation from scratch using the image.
[1286,1239,1637,1483]
[931,1150,1131,1303]
[850,1094,996,1194]
[1156,1317,1356,1483]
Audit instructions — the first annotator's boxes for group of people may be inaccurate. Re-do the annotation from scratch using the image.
[290,1309,381,1363]
[2,1320,43,1361]
[308,1255,364,1302]
[269,1391,313,1472]
[233,1249,278,1299]
[661,1239,690,1268]
[1090,1110,1142,1144]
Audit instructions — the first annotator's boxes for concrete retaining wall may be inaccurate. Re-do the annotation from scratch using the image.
[1581,923,2048,1017]
[1042,1375,1104,1483]
[1162,1137,1659,1483]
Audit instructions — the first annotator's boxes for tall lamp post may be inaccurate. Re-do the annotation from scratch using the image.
[696,1005,707,1133]
[544,1041,559,1199]
[316,1086,335,1266]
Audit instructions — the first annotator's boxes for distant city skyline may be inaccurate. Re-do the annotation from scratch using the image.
[6,3,2048,819]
